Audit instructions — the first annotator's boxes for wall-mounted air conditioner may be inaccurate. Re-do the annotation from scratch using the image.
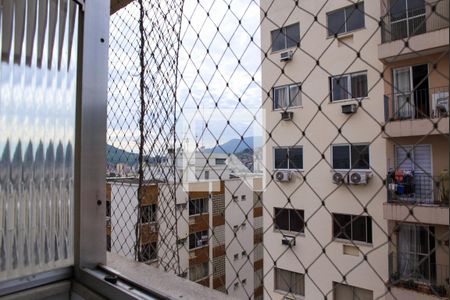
[275,170,291,182]
[280,51,293,62]
[332,171,348,184]
[281,235,296,247]
[349,171,369,185]
[341,104,357,114]
[281,111,293,121]
[432,92,449,118]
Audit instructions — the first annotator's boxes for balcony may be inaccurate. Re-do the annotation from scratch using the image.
[384,87,449,137]
[389,253,449,298]
[384,172,449,224]
[379,0,449,61]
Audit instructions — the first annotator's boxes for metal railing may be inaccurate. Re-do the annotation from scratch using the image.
[387,172,449,205]
[381,0,449,43]
[389,253,449,296]
[385,87,449,121]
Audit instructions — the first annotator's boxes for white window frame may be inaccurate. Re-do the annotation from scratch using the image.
[273,146,304,171]
[273,207,305,234]
[273,83,302,110]
[274,267,305,297]
[270,23,300,52]
[188,197,209,216]
[330,71,368,102]
[332,213,373,244]
[331,143,371,171]
[326,2,365,37]
[389,0,426,38]
[189,230,209,250]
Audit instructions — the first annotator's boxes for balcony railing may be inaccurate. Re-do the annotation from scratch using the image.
[389,253,449,297]
[387,172,449,206]
[385,87,449,122]
[381,0,449,43]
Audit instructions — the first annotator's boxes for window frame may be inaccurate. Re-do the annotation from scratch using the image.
[215,158,226,165]
[270,23,300,52]
[189,262,209,282]
[273,146,304,170]
[272,83,303,110]
[188,197,209,216]
[330,71,368,102]
[331,143,371,171]
[140,204,157,224]
[139,241,158,262]
[388,0,426,39]
[274,207,305,234]
[274,267,305,297]
[326,2,366,37]
[189,230,209,250]
[332,213,373,244]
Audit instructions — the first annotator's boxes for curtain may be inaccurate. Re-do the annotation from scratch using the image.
[394,68,413,119]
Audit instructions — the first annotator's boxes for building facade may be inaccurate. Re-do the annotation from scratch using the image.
[260,0,448,299]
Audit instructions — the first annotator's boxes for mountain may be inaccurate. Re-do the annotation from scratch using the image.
[204,136,262,154]
[106,144,139,165]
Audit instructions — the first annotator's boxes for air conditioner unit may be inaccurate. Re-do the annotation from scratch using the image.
[281,235,296,247]
[275,170,291,182]
[280,111,293,121]
[280,51,293,62]
[332,171,348,184]
[432,92,449,118]
[341,104,357,114]
[349,171,368,185]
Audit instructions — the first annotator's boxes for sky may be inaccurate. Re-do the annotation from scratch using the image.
[108,0,263,153]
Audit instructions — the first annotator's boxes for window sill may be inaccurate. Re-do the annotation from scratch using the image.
[274,229,305,237]
[326,27,366,40]
[333,238,373,248]
[329,97,368,104]
[274,169,304,172]
[270,46,298,55]
[274,289,304,299]
[101,252,230,300]
[272,106,303,112]
[189,244,209,252]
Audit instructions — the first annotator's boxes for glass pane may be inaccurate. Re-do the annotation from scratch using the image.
[332,76,350,101]
[351,73,368,98]
[327,9,346,35]
[275,268,290,292]
[289,147,303,170]
[274,208,290,231]
[346,3,365,32]
[408,0,426,17]
[354,286,374,300]
[0,2,78,280]
[352,216,367,242]
[408,15,426,37]
[289,85,301,107]
[333,146,350,169]
[275,148,288,169]
[285,23,300,48]
[333,214,352,240]
[289,210,304,233]
[390,0,407,21]
[274,87,288,109]
[271,29,286,51]
[351,145,370,170]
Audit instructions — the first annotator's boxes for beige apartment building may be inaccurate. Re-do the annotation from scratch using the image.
[261,0,448,299]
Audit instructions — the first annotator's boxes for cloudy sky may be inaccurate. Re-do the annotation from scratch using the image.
[108,0,263,153]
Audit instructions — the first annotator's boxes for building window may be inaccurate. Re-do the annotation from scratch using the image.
[189,197,208,216]
[204,170,209,180]
[327,2,365,36]
[274,267,305,296]
[274,208,304,233]
[333,214,372,243]
[189,262,209,281]
[271,23,300,52]
[334,282,373,300]
[215,158,226,165]
[330,71,368,101]
[140,204,157,223]
[189,230,209,249]
[332,144,370,170]
[274,147,303,170]
[397,223,435,282]
[139,241,157,262]
[273,84,302,109]
[106,235,111,252]
[106,201,111,218]
[241,195,246,201]
[388,0,426,40]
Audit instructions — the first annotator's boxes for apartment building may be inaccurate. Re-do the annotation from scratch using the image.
[260,0,448,299]
[106,174,263,299]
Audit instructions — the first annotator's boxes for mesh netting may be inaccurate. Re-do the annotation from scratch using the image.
[107,0,449,299]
